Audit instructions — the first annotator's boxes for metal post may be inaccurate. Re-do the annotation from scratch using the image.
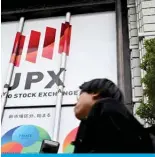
[116,0,132,112]
[53,12,71,141]
[116,0,125,97]
[1,17,25,123]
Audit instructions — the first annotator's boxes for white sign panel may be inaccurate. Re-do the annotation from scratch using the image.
[58,107,80,153]
[63,12,117,104]
[1,21,19,89]
[2,12,117,107]
[1,108,55,153]
[5,16,64,107]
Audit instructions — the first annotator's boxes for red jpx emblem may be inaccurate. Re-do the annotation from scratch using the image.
[10,22,72,67]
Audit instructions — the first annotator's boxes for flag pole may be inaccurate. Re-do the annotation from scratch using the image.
[1,17,25,123]
[53,12,71,141]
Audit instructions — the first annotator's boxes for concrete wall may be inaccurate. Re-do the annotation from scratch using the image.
[127,0,155,124]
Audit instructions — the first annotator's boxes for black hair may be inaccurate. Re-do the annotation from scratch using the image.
[79,78,124,104]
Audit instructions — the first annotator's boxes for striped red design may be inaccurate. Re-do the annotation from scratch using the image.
[10,32,25,67]
[10,32,21,64]
[42,27,56,59]
[14,35,25,66]
[58,22,72,56]
[26,30,41,63]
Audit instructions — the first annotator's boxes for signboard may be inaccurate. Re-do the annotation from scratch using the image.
[58,107,80,153]
[2,12,117,107]
[1,108,55,153]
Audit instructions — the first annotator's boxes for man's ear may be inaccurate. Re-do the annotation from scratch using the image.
[92,93,100,100]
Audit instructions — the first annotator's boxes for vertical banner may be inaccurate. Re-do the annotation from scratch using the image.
[53,13,72,142]
[26,30,41,63]
[42,27,56,59]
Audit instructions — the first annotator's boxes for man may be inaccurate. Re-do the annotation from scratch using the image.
[73,78,154,153]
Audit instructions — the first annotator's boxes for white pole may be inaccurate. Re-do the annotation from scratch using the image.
[1,17,25,123]
[53,12,71,141]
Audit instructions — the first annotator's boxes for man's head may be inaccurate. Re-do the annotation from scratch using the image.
[74,78,124,120]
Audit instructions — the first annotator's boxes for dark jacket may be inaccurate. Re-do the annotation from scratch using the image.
[73,98,154,153]
[146,126,155,152]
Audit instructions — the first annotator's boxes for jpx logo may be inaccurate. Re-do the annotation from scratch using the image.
[5,68,65,91]
[5,22,72,91]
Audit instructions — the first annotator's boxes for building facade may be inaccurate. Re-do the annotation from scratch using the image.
[127,0,155,123]
[1,0,155,153]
